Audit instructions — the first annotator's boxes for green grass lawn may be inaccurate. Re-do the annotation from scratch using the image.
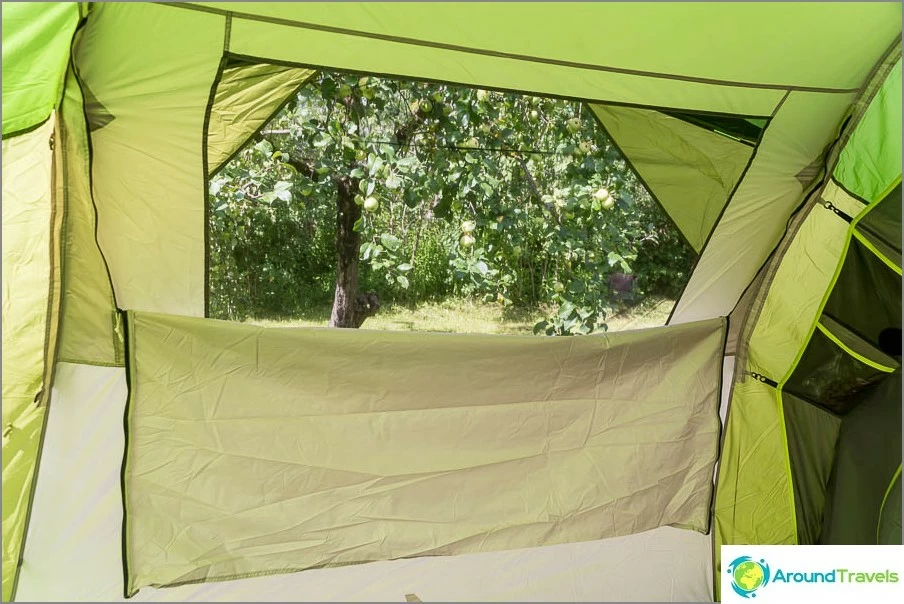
[251,296,674,335]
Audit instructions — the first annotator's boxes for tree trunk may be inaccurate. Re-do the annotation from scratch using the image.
[330,181,363,328]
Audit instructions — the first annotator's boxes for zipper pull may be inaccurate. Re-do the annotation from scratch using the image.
[749,371,778,388]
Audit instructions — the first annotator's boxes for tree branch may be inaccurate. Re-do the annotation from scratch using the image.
[515,154,542,201]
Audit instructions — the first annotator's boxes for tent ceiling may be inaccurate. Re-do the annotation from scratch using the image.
[194,2,899,92]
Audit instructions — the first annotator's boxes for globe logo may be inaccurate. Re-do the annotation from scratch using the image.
[726,556,771,598]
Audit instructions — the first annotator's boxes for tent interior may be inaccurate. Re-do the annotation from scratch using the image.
[1,2,901,602]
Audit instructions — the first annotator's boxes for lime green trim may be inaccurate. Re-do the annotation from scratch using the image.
[878,465,902,544]
[852,229,902,275]
[815,322,898,372]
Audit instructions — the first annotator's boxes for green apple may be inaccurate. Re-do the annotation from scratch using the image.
[421,99,433,113]
[578,141,592,154]
[363,196,380,212]
[553,281,565,293]
[462,137,479,149]
[529,110,540,123]
[460,234,476,248]
[337,84,352,99]
[479,123,491,134]
[602,196,616,210]
[461,220,476,233]
[476,89,489,102]
[566,117,582,133]
[593,187,610,201]
[355,148,366,161]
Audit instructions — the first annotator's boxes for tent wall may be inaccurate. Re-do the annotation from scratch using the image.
[1,117,63,603]
[3,3,901,602]
[713,44,902,596]
[0,2,80,136]
[17,361,718,602]
[69,2,901,324]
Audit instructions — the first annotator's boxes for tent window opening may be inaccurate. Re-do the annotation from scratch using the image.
[206,68,700,335]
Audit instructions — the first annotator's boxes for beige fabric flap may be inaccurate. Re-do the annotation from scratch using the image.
[123,312,726,595]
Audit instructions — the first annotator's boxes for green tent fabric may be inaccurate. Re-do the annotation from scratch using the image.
[834,60,902,203]
[123,312,725,595]
[590,104,754,251]
[0,2,80,136]
[712,38,901,599]
[208,61,315,175]
[1,117,62,603]
[0,3,901,602]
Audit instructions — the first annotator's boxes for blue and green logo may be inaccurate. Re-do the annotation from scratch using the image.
[727,556,771,598]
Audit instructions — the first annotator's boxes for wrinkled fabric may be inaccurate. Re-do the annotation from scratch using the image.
[208,62,314,174]
[1,118,57,602]
[590,104,753,252]
[0,2,79,135]
[123,312,725,594]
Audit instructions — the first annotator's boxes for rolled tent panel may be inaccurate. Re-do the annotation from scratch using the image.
[72,2,224,316]
[589,104,754,252]
[122,313,725,595]
[0,2,80,136]
[833,59,902,203]
[17,372,715,602]
[1,117,62,602]
[56,65,123,366]
[208,62,315,175]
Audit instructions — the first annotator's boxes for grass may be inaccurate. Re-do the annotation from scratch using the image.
[251,296,675,335]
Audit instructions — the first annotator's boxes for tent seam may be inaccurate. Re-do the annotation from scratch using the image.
[202,15,231,318]
[155,2,860,94]
[666,90,788,324]
[221,51,775,119]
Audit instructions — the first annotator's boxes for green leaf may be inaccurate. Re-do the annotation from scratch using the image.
[352,217,364,232]
[396,275,410,289]
[397,263,413,272]
[380,233,402,251]
[350,167,365,179]
[366,181,376,196]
